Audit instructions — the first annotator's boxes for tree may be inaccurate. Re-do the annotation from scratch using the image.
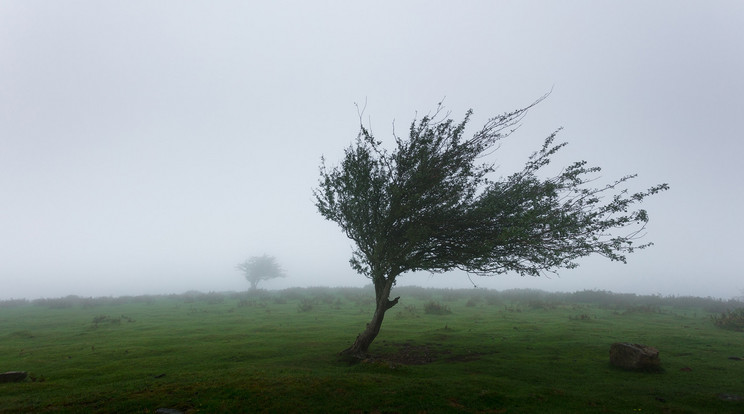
[314,97,668,358]
[236,254,286,290]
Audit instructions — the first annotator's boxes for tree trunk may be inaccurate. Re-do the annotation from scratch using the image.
[340,277,399,359]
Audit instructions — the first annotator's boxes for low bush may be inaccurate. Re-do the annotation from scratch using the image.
[711,307,744,331]
[526,298,558,310]
[424,301,451,315]
[622,305,662,315]
[503,304,522,313]
[396,305,419,318]
[33,296,79,309]
[238,298,266,308]
[297,298,314,313]
[0,298,29,308]
[92,315,119,327]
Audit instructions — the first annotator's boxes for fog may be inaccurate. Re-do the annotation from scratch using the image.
[1,1,743,300]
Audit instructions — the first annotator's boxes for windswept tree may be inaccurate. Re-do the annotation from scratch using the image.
[236,254,286,290]
[314,97,668,358]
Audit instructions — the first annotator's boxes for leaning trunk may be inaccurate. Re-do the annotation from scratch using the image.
[340,277,399,359]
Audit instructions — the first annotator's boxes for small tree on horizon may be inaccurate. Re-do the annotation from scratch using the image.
[236,254,286,291]
[314,97,668,358]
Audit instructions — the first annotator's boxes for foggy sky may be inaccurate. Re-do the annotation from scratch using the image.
[2,1,743,300]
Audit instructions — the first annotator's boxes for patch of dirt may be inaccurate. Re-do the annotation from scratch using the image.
[372,341,442,365]
[374,341,492,365]
[445,351,489,363]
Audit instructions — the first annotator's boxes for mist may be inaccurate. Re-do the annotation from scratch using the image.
[2,1,743,300]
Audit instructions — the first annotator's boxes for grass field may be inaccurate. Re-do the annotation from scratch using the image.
[1,287,743,413]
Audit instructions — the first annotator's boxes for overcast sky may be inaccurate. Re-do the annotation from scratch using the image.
[2,1,743,300]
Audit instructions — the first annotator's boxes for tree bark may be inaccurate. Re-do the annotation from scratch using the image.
[340,277,399,359]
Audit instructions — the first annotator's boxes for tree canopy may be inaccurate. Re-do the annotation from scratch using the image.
[236,254,285,290]
[314,97,668,357]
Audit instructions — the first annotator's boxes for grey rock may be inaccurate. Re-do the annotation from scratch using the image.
[718,393,743,401]
[0,371,28,383]
[610,342,661,371]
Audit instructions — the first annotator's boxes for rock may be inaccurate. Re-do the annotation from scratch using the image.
[0,371,28,383]
[609,342,661,371]
[155,409,184,414]
[718,393,743,401]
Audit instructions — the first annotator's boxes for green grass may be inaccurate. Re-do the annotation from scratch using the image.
[1,288,743,413]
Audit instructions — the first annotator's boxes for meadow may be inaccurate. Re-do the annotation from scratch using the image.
[1,287,743,413]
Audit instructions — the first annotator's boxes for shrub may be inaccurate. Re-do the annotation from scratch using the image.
[503,304,522,313]
[279,287,305,301]
[396,305,419,318]
[622,305,662,315]
[0,299,29,308]
[441,289,470,302]
[527,298,558,310]
[204,292,225,304]
[92,315,120,327]
[91,314,134,328]
[306,287,337,304]
[485,295,502,306]
[33,296,79,309]
[297,299,314,313]
[711,308,744,332]
[238,299,266,308]
[393,286,434,301]
[424,301,451,315]
[350,294,373,307]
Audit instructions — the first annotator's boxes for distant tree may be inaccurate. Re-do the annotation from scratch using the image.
[236,254,286,290]
[314,97,668,358]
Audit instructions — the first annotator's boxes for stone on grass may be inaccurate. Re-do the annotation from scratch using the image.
[609,342,661,371]
[155,409,184,414]
[0,371,28,383]
[718,393,743,401]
